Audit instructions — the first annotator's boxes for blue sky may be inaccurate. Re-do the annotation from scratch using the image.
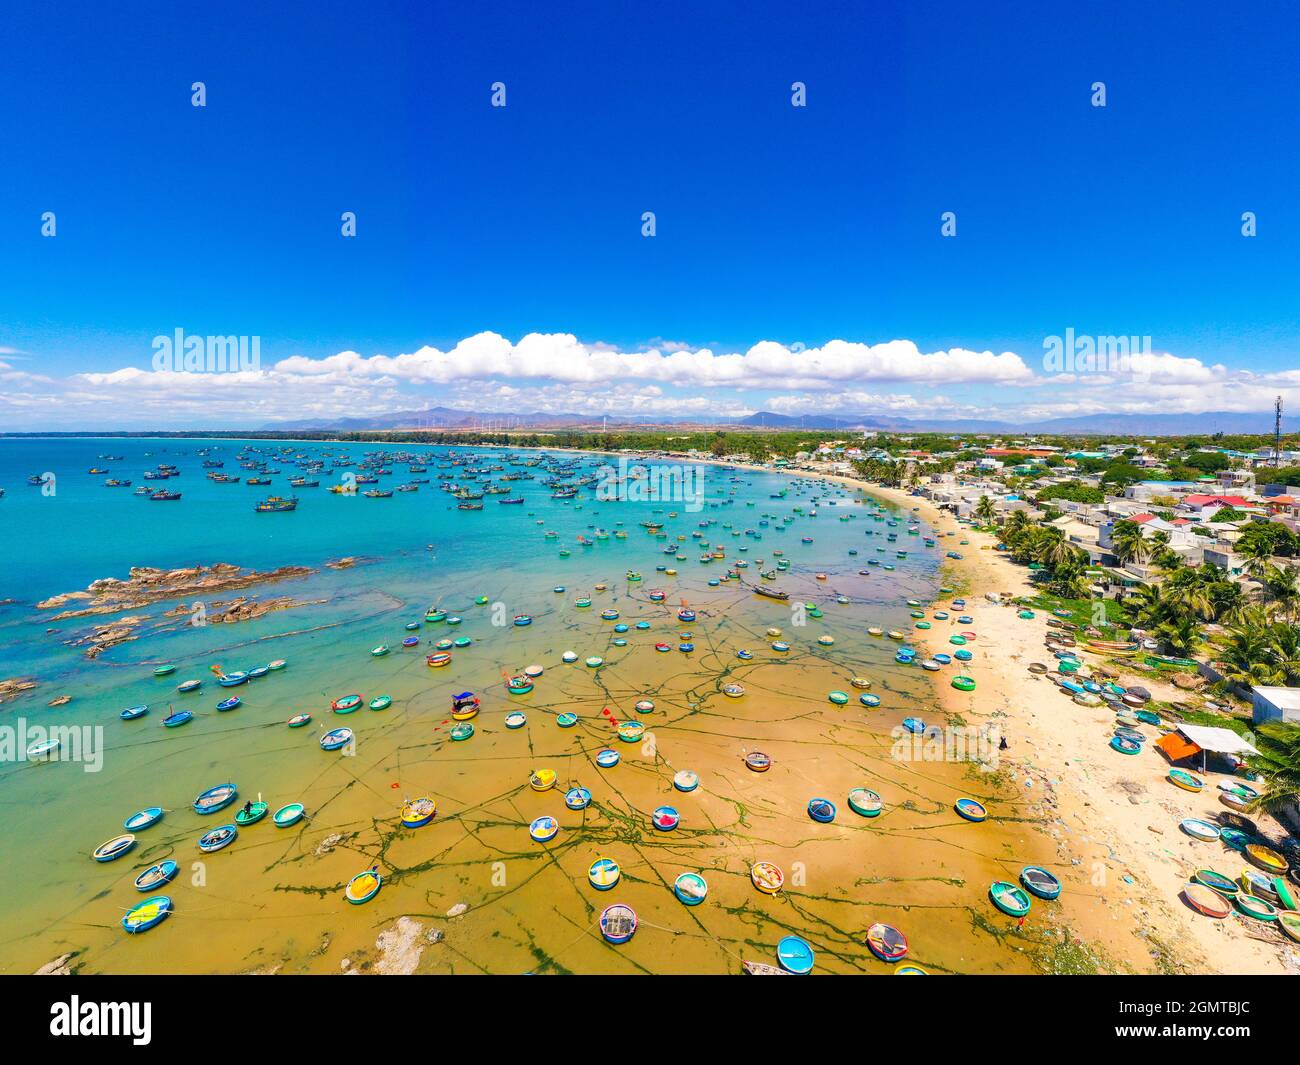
[1,0,1297,428]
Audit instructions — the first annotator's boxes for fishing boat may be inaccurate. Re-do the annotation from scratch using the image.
[216,696,241,712]
[1193,868,1238,895]
[216,671,249,687]
[320,727,353,751]
[287,712,312,728]
[901,717,925,734]
[254,495,298,513]
[1234,893,1279,921]
[124,807,164,832]
[744,751,772,773]
[370,644,390,657]
[134,860,179,891]
[345,870,383,904]
[92,834,137,862]
[273,803,306,827]
[450,722,474,741]
[194,783,237,814]
[332,694,363,712]
[1240,868,1280,902]
[589,857,620,890]
[596,748,620,768]
[176,680,202,693]
[565,787,592,810]
[368,695,392,711]
[955,797,987,822]
[674,872,708,906]
[776,935,815,975]
[1168,768,1203,792]
[197,825,237,852]
[751,861,784,894]
[617,720,645,742]
[123,896,173,934]
[753,585,789,601]
[505,711,527,729]
[530,768,557,792]
[162,710,193,727]
[153,664,176,677]
[860,693,881,708]
[848,788,883,817]
[599,903,638,944]
[1245,844,1288,874]
[1020,866,1062,900]
[235,801,268,826]
[1110,735,1142,755]
[652,805,680,831]
[866,923,908,962]
[1179,818,1221,842]
[529,815,559,843]
[808,798,836,823]
[990,880,1032,917]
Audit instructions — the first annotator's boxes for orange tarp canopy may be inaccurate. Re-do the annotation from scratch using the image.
[1156,732,1200,762]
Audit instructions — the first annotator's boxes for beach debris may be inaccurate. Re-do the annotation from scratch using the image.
[446,902,469,919]
[315,832,344,856]
[374,916,426,975]
[34,951,78,976]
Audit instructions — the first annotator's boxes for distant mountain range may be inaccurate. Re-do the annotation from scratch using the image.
[263,406,1293,437]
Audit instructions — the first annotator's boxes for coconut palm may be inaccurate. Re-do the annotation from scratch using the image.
[1261,564,1300,622]
[974,495,997,526]
[1110,520,1152,566]
[1246,722,1300,818]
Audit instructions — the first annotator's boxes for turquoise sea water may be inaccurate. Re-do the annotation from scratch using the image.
[0,437,979,975]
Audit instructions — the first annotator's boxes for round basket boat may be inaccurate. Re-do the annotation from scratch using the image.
[990,880,1032,917]
[951,675,976,691]
[744,751,772,773]
[332,694,363,713]
[617,720,645,742]
[320,727,353,751]
[530,768,557,792]
[1234,893,1279,921]
[235,802,268,826]
[828,690,849,705]
[955,797,987,822]
[652,805,680,831]
[1019,866,1062,900]
[1245,844,1287,874]
[449,722,474,741]
[1220,791,1251,811]
[866,922,908,962]
[124,807,164,832]
[368,695,392,711]
[1168,769,1204,792]
[505,711,527,729]
[273,803,305,828]
[850,677,872,690]
[1182,883,1232,919]
[345,870,382,905]
[674,872,708,906]
[599,903,638,944]
[507,676,533,694]
[635,699,655,713]
[595,748,620,768]
[134,860,179,892]
[673,769,699,792]
[1180,818,1221,842]
[1193,868,1238,895]
[860,693,881,708]
[807,798,837,823]
[751,861,785,894]
[92,834,137,862]
[1110,735,1142,755]
[565,787,591,810]
[529,815,559,843]
[848,787,883,817]
[585,656,604,668]
[426,652,453,668]
[555,711,578,728]
[197,825,237,853]
[123,896,173,934]
[588,857,620,890]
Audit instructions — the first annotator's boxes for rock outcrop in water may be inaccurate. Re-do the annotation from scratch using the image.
[38,563,313,619]
[0,677,37,705]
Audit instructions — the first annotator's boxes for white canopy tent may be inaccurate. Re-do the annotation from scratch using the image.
[1175,724,1258,757]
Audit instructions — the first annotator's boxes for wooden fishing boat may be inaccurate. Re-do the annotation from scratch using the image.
[450,722,474,741]
[1240,868,1280,903]
[92,834,137,862]
[345,870,382,904]
[162,710,193,727]
[742,961,790,976]
[751,861,784,894]
[153,664,176,677]
[866,922,908,962]
[123,896,173,934]
[193,783,237,814]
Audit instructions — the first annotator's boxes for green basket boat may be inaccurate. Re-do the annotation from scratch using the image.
[1193,869,1238,895]
[1235,893,1279,921]
[369,695,392,711]
[951,675,976,691]
[989,880,1032,917]
[828,690,849,705]
[235,801,268,826]
[847,788,883,817]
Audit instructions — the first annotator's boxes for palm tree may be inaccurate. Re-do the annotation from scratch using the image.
[1246,722,1300,818]
[1154,614,1203,657]
[1261,564,1300,622]
[974,495,997,526]
[1110,520,1152,566]
[1236,529,1276,578]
